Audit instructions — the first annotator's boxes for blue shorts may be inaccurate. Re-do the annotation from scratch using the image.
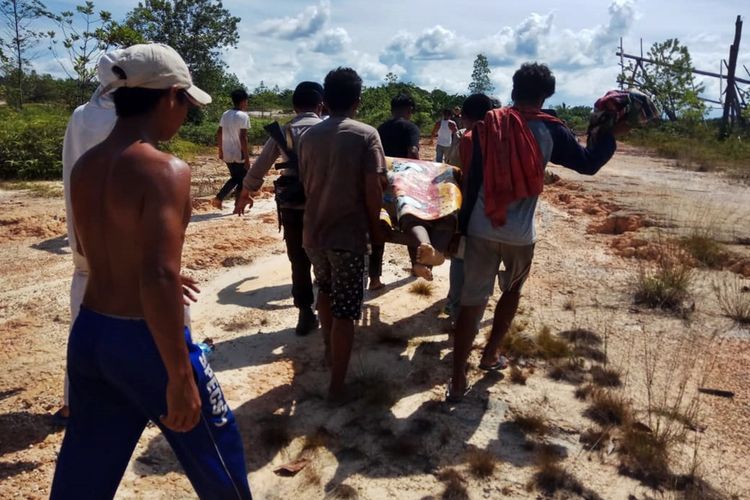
[50,307,252,499]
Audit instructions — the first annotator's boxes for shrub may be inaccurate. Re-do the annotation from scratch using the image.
[680,233,729,269]
[0,104,68,179]
[633,242,692,310]
[713,276,750,325]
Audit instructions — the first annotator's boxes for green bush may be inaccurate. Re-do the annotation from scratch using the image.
[0,104,69,180]
[627,121,750,180]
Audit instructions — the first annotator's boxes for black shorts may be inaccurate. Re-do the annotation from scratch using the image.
[306,249,365,320]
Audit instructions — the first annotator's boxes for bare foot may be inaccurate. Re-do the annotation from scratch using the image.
[368,278,386,291]
[412,263,433,281]
[211,197,223,209]
[417,243,445,266]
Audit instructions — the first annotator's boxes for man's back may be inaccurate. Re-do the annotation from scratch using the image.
[377,117,420,158]
[71,139,190,317]
[220,109,250,162]
[299,116,384,253]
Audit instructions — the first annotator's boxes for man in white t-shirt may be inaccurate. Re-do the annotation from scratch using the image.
[213,89,250,208]
[430,109,458,163]
[56,47,199,426]
[55,51,122,425]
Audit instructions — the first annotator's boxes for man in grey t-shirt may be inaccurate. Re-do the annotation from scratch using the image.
[448,63,627,402]
[299,67,386,401]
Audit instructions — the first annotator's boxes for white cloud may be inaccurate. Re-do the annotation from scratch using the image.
[257,1,330,40]
[312,27,351,54]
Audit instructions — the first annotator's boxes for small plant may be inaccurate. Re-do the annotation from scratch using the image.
[713,276,750,325]
[531,448,603,499]
[500,325,538,359]
[579,428,610,451]
[548,359,586,384]
[584,389,631,426]
[465,447,498,478]
[512,410,549,437]
[590,365,622,387]
[559,328,602,346]
[509,365,527,385]
[436,468,469,500]
[633,241,692,310]
[563,297,576,311]
[574,344,608,363]
[680,233,729,269]
[326,483,358,499]
[575,383,596,401]
[353,370,399,408]
[618,423,671,487]
[409,280,434,296]
[536,326,571,359]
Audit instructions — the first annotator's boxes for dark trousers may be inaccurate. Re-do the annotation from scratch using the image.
[51,308,252,500]
[216,162,246,202]
[280,208,314,309]
[369,243,418,279]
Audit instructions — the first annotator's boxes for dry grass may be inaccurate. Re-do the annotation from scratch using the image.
[584,389,631,426]
[465,447,498,478]
[299,462,322,487]
[590,365,623,387]
[511,410,549,437]
[500,325,537,359]
[353,370,399,408]
[618,423,671,487]
[436,468,469,500]
[0,180,63,198]
[536,326,571,359]
[559,328,602,346]
[509,365,527,385]
[301,427,334,452]
[326,484,359,499]
[531,449,603,500]
[575,383,596,401]
[634,254,693,311]
[409,280,435,297]
[680,233,730,269]
[579,428,611,451]
[574,345,608,362]
[713,276,750,325]
[548,358,586,384]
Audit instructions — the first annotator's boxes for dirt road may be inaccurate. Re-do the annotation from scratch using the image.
[0,143,748,499]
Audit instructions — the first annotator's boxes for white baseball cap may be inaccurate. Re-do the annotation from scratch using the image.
[101,43,212,106]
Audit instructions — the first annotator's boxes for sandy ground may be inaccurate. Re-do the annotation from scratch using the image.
[0,140,748,499]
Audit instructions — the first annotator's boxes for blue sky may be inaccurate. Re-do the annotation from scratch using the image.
[34,0,749,111]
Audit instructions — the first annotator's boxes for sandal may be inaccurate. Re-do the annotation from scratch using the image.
[479,356,509,371]
[445,381,470,403]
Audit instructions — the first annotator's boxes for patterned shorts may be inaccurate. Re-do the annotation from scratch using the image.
[306,248,366,320]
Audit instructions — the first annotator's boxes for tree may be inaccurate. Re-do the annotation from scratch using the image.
[46,1,143,104]
[468,53,494,95]
[0,0,47,108]
[124,0,240,96]
[622,38,705,122]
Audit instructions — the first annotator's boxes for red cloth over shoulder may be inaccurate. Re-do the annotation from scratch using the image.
[479,107,562,227]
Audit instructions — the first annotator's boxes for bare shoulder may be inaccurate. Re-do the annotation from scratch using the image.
[123,143,190,186]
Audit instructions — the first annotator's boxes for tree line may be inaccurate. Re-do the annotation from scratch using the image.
[1,0,743,128]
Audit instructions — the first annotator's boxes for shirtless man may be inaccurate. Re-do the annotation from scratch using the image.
[50,44,251,499]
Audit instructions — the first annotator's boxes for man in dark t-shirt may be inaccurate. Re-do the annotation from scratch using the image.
[370,93,421,290]
[377,93,421,158]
